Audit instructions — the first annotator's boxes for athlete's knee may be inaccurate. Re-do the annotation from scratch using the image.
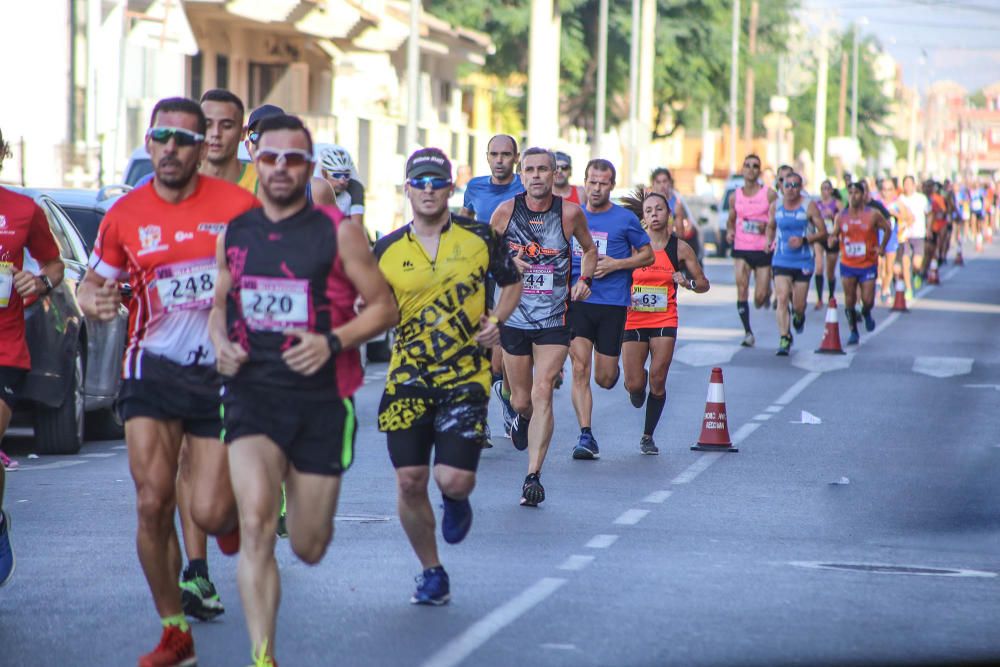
[291,529,331,565]
[397,470,430,503]
[649,369,668,393]
[530,381,555,407]
[134,483,174,526]
[570,357,591,383]
[436,469,475,499]
[192,495,235,535]
[509,391,532,416]
[594,365,619,389]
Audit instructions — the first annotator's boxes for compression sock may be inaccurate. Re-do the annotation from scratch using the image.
[162,614,190,633]
[581,427,592,436]
[186,558,208,579]
[644,393,666,437]
[814,274,824,303]
[828,277,836,298]
[737,301,751,333]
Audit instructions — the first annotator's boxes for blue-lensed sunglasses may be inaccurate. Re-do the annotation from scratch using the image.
[407,177,452,190]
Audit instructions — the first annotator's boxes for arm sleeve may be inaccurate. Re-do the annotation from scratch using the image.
[347,179,366,216]
[488,227,521,287]
[26,204,61,264]
[87,210,129,280]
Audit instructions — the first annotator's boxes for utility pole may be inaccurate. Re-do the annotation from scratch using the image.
[594,0,608,157]
[743,0,758,145]
[528,0,560,146]
[405,0,420,153]
[628,0,640,185]
[813,26,829,186]
[850,21,861,143]
[729,0,740,176]
[838,50,848,137]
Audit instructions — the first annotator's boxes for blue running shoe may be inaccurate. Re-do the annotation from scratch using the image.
[411,566,450,605]
[0,510,14,588]
[492,379,515,438]
[572,432,600,460]
[441,496,473,544]
[847,330,860,345]
[863,310,876,332]
[510,414,529,451]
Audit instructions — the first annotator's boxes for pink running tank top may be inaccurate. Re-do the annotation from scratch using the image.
[734,186,771,251]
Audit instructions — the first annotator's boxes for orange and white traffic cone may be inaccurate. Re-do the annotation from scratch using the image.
[815,297,846,354]
[691,367,738,453]
[891,277,908,312]
[955,248,965,266]
[927,258,940,285]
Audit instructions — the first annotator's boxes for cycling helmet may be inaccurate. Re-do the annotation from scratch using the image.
[319,145,356,175]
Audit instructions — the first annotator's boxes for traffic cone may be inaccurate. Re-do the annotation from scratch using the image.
[985,224,994,244]
[955,249,965,266]
[891,277,908,312]
[815,297,846,354]
[927,258,940,285]
[691,367,738,453]
[976,233,983,252]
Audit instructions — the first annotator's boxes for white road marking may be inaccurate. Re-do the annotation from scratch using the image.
[774,372,821,405]
[585,534,619,549]
[81,453,116,458]
[112,445,127,450]
[943,266,960,281]
[16,499,28,503]
[642,490,673,504]
[674,343,741,367]
[912,356,974,378]
[964,384,1000,391]
[420,577,567,667]
[791,350,854,373]
[765,405,783,413]
[540,643,578,651]
[731,422,761,444]
[753,413,773,421]
[671,453,723,484]
[557,555,595,571]
[790,410,822,424]
[17,460,88,471]
[788,561,996,578]
[613,509,650,525]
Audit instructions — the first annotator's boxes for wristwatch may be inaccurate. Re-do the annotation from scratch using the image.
[326,332,343,355]
[38,274,54,295]
[579,276,593,288]
[688,279,696,290]
[487,314,502,325]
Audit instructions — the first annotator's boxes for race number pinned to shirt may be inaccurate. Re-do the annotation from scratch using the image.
[523,264,554,295]
[240,275,310,331]
[0,262,13,309]
[154,259,217,312]
[845,242,866,258]
[573,231,608,257]
[630,285,667,312]
[741,219,766,235]
[824,218,836,234]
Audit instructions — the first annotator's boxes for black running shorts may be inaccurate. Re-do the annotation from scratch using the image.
[772,266,813,283]
[622,327,677,343]
[222,384,355,476]
[499,325,571,356]
[731,248,772,269]
[117,355,222,438]
[379,384,487,472]
[0,366,27,410]
[569,301,627,356]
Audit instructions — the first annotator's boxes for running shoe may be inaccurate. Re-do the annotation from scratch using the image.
[554,368,564,390]
[0,450,17,471]
[741,332,755,348]
[776,335,792,356]
[510,414,529,451]
[411,566,450,606]
[629,387,646,409]
[0,510,14,588]
[847,330,860,345]
[216,526,240,556]
[492,379,516,438]
[481,422,494,449]
[441,495,473,544]
[913,274,923,290]
[639,435,659,456]
[905,289,913,301]
[863,310,876,332]
[180,569,225,621]
[520,473,545,507]
[792,312,805,334]
[248,639,276,667]
[572,432,600,460]
[138,625,196,667]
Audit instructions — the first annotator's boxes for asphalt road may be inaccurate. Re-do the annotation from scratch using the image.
[2,243,999,667]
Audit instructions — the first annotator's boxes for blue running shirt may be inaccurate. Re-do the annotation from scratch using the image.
[571,203,650,307]
[463,175,524,223]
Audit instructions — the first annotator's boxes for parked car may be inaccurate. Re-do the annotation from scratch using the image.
[44,186,131,251]
[124,143,252,186]
[702,175,745,257]
[8,188,129,453]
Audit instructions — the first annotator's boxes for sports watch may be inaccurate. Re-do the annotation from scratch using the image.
[39,274,54,295]
[326,332,343,355]
[579,276,593,288]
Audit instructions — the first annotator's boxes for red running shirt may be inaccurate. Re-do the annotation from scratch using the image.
[89,177,259,377]
[837,207,879,268]
[0,187,61,369]
[626,236,679,329]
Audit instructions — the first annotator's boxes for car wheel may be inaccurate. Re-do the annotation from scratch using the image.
[85,406,124,442]
[34,344,85,455]
[366,329,394,363]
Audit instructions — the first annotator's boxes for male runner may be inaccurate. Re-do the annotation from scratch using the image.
[833,181,890,345]
[459,135,525,440]
[491,147,596,506]
[726,154,777,346]
[899,175,929,297]
[210,114,397,666]
[569,159,652,459]
[78,97,259,667]
[0,128,66,585]
[317,144,366,229]
[376,148,521,604]
[552,151,584,205]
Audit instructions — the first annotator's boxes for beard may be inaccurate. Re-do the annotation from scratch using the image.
[261,177,308,207]
[156,158,199,190]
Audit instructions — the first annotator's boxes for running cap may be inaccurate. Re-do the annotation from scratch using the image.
[406,148,452,180]
[247,104,285,131]
[554,151,572,167]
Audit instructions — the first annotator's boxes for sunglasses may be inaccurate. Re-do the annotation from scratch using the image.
[255,149,314,167]
[407,177,452,190]
[146,127,205,146]
[555,164,571,172]
[784,181,802,189]
[327,172,351,180]
[247,130,260,144]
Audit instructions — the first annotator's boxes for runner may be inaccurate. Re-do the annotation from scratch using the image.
[925,180,948,270]
[899,175,929,298]
[726,154,777,346]
[375,148,522,604]
[650,168,700,263]
[832,181,890,345]
[0,129,66,585]
[766,172,827,356]
[210,114,396,666]
[491,147,595,506]
[568,159,652,460]
[552,151,584,205]
[458,135,525,441]
[78,96,260,667]
[812,180,841,310]
[876,178,904,304]
[317,144,366,229]
[620,188,709,454]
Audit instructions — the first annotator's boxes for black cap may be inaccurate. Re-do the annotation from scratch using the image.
[247,104,285,131]
[406,148,452,180]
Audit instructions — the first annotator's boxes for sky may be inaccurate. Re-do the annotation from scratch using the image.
[802,0,1000,93]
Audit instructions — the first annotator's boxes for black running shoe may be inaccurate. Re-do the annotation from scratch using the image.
[520,473,545,507]
[792,312,805,334]
[639,435,659,455]
[510,414,529,451]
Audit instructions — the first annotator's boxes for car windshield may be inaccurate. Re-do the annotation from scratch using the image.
[125,158,153,187]
[60,206,103,252]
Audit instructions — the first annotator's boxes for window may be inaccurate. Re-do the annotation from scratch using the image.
[248,62,287,108]
[40,199,87,264]
[189,53,203,100]
[216,54,229,90]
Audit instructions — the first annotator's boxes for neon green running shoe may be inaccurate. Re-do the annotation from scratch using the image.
[180,571,224,621]
[276,484,289,539]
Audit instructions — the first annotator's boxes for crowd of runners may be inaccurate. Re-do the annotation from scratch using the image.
[0,91,995,667]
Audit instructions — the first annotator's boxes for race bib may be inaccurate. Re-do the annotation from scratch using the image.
[972,199,983,212]
[824,218,836,234]
[0,262,13,309]
[573,231,608,257]
[845,242,866,258]
[523,264,554,295]
[741,219,765,235]
[631,285,668,312]
[240,276,310,332]
[154,259,217,313]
